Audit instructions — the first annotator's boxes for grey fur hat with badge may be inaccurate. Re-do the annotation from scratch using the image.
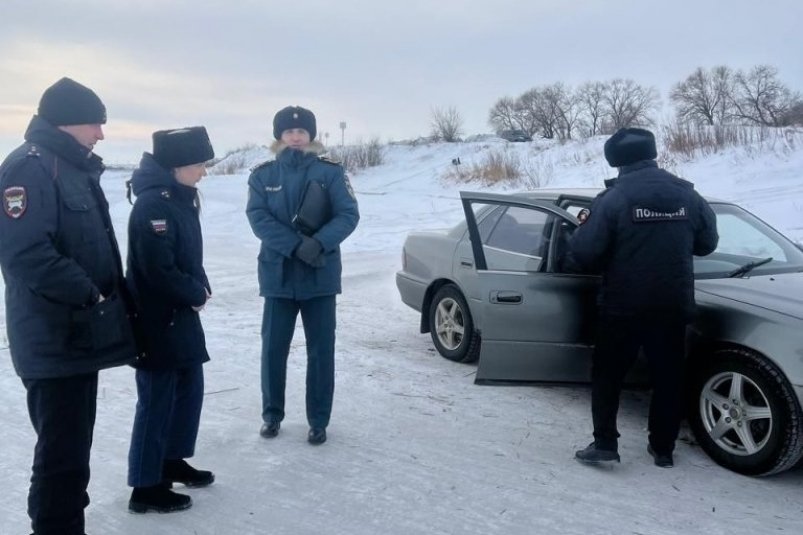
[38,77,107,126]
[603,127,657,167]
[152,126,215,169]
[273,106,317,141]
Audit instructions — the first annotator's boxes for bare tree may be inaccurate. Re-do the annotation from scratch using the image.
[430,106,464,142]
[488,97,520,133]
[550,83,581,140]
[732,65,800,126]
[518,86,568,139]
[670,66,734,125]
[602,78,659,130]
[513,89,543,138]
[576,81,608,137]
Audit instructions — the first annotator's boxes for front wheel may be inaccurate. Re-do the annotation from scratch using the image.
[688,348,803,476]
[428,284,480,363]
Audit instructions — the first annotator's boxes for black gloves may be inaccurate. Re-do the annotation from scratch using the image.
[294,235,324,268]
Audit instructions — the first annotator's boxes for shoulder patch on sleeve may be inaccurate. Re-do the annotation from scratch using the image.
[150,219,168,234]
[3,186,27,219]
[576,207,590,224]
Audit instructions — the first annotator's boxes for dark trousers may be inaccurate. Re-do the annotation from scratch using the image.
[23,372,98,535]
[127,365,204,487]
[261,295,336,429]
[591,313,687,454]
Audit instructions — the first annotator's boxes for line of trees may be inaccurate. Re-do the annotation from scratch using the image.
[488,78,660,140]
[671,65,802,127]
[461,64,802,143]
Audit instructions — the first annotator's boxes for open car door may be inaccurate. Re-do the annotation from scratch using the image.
[459,192,600,384]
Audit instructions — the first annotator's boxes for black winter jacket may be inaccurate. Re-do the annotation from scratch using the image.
[569,160,719,319]
[126,153,210,370]
[0,116,137,378]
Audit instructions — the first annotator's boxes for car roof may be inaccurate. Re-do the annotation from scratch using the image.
[517,188,601,201]
[504,187,726,204]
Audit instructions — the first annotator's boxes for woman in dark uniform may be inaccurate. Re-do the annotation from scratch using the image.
[125,127,216,513]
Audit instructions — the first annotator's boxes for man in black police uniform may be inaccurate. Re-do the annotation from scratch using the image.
[0,78,137,535]
[569,128,718,468]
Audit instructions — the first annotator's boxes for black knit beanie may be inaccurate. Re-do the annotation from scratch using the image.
[38,77,107,126]
[273,106,316,140]
[152,126,215,169]
[604,128,657,167]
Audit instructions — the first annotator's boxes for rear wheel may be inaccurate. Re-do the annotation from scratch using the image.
[428,284,480,363]
[688,348,803,476]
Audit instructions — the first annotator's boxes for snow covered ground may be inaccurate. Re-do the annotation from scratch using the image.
[1,136,802,534]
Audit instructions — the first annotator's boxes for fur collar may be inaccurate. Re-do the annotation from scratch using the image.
[270,140,326,155]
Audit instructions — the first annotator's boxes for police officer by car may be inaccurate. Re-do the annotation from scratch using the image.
[0,78,138,535]
[570,128,719,468]
[246,106,359,445]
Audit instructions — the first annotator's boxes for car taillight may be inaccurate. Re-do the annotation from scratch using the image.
[401,247,407,270]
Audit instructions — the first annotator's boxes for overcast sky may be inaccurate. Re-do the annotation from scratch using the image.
[1,0,802,163]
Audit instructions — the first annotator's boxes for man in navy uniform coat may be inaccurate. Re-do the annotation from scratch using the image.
[0,78,137,535]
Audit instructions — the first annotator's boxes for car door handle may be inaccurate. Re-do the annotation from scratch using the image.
[460,258,474,267]
[491,291,522,304]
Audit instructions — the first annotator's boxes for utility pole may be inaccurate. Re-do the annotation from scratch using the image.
[339,121,347,150]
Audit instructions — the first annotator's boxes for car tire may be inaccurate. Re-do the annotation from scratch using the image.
[688,348,803,476]
[428,284,481,363]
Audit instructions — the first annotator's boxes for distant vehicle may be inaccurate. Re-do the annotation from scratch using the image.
[396,188,803,476]
[499,130,532,142]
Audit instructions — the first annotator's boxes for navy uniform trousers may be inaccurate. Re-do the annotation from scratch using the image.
[127,365,203,487]
[261,295,336,429]
[591,313,687,455]
[23,372,98,535]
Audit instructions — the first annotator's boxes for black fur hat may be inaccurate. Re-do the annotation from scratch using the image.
[152,126,214,169]
[273,106,316,141]
[38,77,107,126]
[604,128,657,167]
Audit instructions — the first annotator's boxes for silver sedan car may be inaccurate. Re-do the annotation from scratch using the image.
[396,189,803,476]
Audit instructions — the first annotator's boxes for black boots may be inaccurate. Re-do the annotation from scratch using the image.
[129,460,213,513]
[128,483,192,514]
[308,427,327,445]
[575,442,675,467]
[574,442,621,464]
[163,459,215,488]
[648,445,674,468]
[260,420,281,438]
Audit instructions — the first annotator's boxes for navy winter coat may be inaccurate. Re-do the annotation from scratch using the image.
[0,116,137,378]
[569,160,719,319]
[246,144,360,299]
[126,153,210,370]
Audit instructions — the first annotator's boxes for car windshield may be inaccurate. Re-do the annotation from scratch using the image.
[694,202,803,279]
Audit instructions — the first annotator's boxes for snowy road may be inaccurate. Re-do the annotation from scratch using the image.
[2,139,803,534]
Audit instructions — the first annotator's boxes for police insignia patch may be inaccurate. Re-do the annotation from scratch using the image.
[3,186,27,219]
[150,219,168,234]
[577,207,590,224]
